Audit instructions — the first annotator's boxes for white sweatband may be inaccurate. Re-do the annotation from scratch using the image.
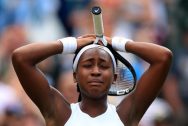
[73,44,116,72]
[112,36,133,52]
[58,37,77,54]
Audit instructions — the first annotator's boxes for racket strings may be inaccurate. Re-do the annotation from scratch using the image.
[106,44,136,95]
[110,61,134,91]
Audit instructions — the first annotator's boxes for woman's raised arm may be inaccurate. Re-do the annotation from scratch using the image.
[12,41,66,117]
[116,41,173,125]
[12,36,95,123]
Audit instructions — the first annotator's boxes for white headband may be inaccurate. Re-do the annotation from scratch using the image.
[73,44,116,72]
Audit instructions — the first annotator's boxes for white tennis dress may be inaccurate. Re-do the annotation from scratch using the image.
[65,103,124,126]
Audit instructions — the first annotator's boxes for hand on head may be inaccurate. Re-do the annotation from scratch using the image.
[77,34,112,48]
[77,34,96,49]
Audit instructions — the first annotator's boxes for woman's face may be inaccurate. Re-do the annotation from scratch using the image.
[74,48,116,99]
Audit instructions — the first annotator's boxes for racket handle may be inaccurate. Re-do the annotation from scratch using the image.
[91,6,104,38]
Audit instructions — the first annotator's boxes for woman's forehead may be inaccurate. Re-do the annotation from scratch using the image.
[80,47,111,61]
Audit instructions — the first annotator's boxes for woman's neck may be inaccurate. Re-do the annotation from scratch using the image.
[79,97,108,117]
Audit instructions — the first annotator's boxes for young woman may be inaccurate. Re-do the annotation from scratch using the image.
[12,34,172,126]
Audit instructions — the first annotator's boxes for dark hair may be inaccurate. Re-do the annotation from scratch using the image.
[73,44,117,102]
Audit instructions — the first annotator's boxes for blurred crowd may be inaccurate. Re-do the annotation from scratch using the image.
[0,0,188,126]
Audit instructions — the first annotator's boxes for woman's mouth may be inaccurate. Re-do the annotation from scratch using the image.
[88,80,103,85]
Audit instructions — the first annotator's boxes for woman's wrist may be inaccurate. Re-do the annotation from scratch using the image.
[112,36,133,52]
[58,37,77,54]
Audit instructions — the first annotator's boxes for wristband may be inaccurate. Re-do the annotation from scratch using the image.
[58,37,77,54]
[112,36,133,52]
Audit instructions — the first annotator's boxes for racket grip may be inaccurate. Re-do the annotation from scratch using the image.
[91,6,104,37]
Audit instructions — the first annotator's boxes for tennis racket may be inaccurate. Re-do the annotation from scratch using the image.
[91,6,107,46]
[91,6,137,96]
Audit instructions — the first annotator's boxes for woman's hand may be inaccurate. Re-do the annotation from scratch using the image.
[77,34,112,48]
[104,36,112,45]
[77,34,96,49]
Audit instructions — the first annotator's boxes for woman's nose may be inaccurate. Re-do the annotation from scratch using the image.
[91,66,101,76]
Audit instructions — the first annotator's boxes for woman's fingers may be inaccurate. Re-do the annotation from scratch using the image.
[77,34,112,49]
[104,36,112,45]
[77,37,95,49]
[83,37,96,44]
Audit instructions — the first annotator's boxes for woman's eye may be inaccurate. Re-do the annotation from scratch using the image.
[100,64,109,69]
[83,64,92,68]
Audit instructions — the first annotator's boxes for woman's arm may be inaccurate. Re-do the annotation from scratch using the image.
[116,41,173,125]
[12,41,66,117]
[12,36,95,122]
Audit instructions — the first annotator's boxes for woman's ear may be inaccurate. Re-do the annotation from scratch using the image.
[73,72,77,83]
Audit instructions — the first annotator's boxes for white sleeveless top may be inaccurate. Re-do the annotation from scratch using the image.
[65,103,124,126]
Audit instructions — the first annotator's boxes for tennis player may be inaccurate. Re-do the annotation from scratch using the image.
[12,34,172,126]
